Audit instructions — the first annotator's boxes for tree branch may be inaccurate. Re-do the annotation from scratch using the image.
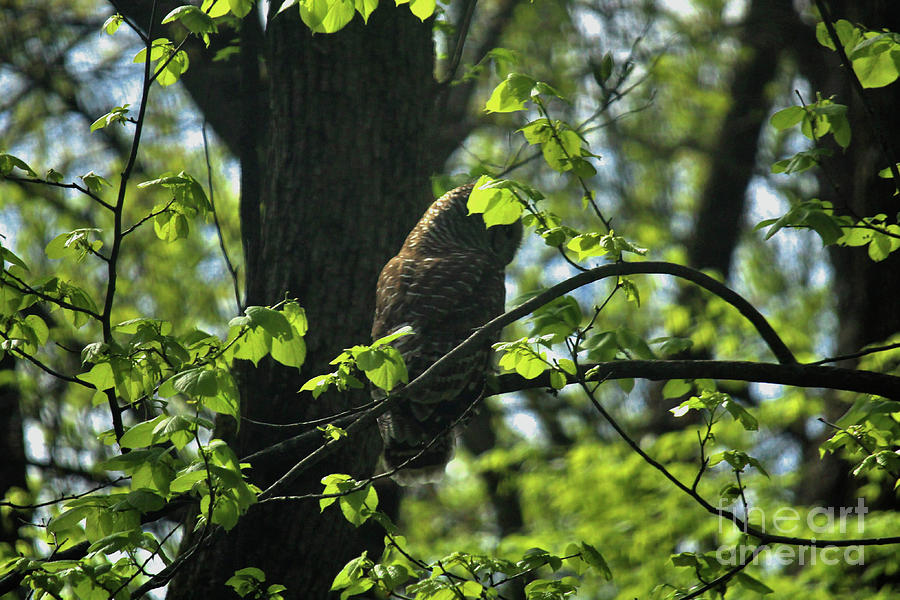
[494,359,900,399]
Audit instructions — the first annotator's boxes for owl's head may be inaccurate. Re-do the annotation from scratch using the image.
[486,216,523,265]
[405,183,523,265]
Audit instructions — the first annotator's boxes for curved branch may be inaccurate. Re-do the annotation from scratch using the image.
[434,260,797,366]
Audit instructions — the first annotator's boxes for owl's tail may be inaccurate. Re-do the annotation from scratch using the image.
[381,436,455,486]
[377,400,458,486]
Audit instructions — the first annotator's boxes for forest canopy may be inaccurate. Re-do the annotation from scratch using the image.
[0,1,899,599]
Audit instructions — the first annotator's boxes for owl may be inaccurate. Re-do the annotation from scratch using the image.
[372,183,522,485]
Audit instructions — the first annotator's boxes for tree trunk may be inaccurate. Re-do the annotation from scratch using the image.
[167,6,435,598]
[793,1,900,509]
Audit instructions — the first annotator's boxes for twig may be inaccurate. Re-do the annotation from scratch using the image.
[814,0,900,188]
[242,399,383,430]
[0,477,128,510]
[439,0,478,85]
[106,0,151,44]
[107,523,180,598]
[0,338,95,390]
[202,121,242,312]
[101,0,160,444]
[1,269,103,322]
[818,418,900,480]
[807,341,900,366]
[1,175,115,211]
[261,388,486,502]
[678,545,767,600]
[120,198,176,236]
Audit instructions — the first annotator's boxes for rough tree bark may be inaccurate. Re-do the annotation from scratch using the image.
[166,5,436,598]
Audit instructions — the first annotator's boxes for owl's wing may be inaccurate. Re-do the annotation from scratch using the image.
[373,251,505,340]
[372,251,505,404]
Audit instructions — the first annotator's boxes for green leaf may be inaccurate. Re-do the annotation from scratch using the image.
[372,324,412,347]
[736,572,774,594]
[549,370,567,390]
[541,129,583,172]
[815,19,858,51]
[126,489,166,513]
[468,176,523,227]
[77,362,115,391]
[103,14,123,35]
[202,0,232,17]
[119,415,168,449]
[246,306,292,338]
[47,506,92,534]
[163,6,217,39]
[170,468,208,493]
[485,73,537,113]
[769,106,804,130]
[0,153,36,176]
[299,0,356,34]
[354,0,378,22]
[520,118,554,145]
[723,399,758,431]
[228,0,254,18]
[80,171,112,194]
[330,552,374,597]
[167,367,219,397]
[90,105,131,132]
[853,46,900,88]
[662,379,692,399]
[23,314,49,346]
[400,0,436,21]
[579,542,612,580]
[360,346,408,391]
[340,482,378,527]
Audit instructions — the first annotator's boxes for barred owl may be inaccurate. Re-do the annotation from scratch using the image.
[372,183,522,485]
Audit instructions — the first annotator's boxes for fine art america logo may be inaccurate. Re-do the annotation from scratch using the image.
[715,498,868,566]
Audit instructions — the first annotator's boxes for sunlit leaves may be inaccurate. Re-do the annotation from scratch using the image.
[303,327,408,397]
[468,176,525,227]
[330,551,376,599]
[494,337,552,379]
[226,567,287,600]
[103,13,123,35]
[754,199,846,247]
[298,0,355,33]
[0,153,36,176]
[320,474,378,526]
[566,230,647,262]
[817,20,900,88]
[45,229,104,262]
[90,105,131,132]
[277,0,435,32]
[485,72,539,113]
[770,96,850,150]
[138,172,211,242]
[395,0,435,22]
[162,6,217,46]
[226,301,308,368]
[134,38,190,86]
[528,295,582,342]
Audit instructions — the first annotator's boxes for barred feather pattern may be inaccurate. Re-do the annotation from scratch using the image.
[372,183,522,485]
